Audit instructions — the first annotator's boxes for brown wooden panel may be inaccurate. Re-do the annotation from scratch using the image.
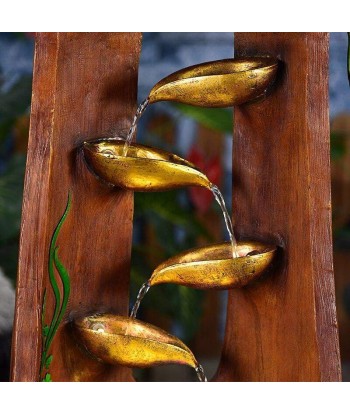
[216,33,341,381]
[11,32,142,381]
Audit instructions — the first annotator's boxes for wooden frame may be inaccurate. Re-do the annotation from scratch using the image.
[216,33,341,381]
[11,33,141,381]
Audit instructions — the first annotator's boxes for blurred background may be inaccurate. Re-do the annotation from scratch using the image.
[0,32,349,382]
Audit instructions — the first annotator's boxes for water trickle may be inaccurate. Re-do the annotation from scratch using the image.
[195,364,208,382]
[122,98,150,157]
[210,184,238,259]
[130,281,150,318]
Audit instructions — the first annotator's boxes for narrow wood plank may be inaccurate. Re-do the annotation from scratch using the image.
[11,33,142,381]
[216,33,341,381]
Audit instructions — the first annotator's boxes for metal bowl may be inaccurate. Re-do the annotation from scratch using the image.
[73,314,198,369]
[149,241,277,289]
[149,57,279,107]
[83,139,211,191]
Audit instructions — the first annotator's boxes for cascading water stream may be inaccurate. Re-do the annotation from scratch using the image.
[195,364,208,382]
[210,184,238,259]
[130,281,150,319]
[122,98,150,156]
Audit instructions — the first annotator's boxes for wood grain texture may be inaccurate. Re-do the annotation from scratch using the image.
[11,33,142,381]
[216,33,341,381]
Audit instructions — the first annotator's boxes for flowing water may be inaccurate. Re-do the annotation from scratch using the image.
[210,184,238,258]
[131,184,238,317]
[130,281,150,318]
[122,98,150,157]
[195,364,208,382]
[130,285,208,382]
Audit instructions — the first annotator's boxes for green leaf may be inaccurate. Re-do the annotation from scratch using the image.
[0,154,26,244]
[45,193,71,350]
[43,373,52,382]
[134,191,211,240]
[0,119,14,142]
[0,75,32,121]
[40,193,72,376]
[330,131,346,160]
[42,325,49,337]
[51,247,71,338]
[0,75,32,144]
[173,103,233,134]
[177,286,204,341]
[45,355,53,369]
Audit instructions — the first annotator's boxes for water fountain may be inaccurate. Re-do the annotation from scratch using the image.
[73,56,279,381]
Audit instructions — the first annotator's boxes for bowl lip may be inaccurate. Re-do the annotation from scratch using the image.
[74,314,193,351]
[77,327,187,349]
[151,241,277,277]
[83,138,202,171]
[151,57,279,90]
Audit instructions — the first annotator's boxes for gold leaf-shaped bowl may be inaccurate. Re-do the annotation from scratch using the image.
[83,139,211,191]
[149,241,277,289]
[73,314,198,368]
[149,57,279,107]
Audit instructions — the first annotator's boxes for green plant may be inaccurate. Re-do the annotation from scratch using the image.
[174,103,233,134]
[330,131,346,160]
[40,194,71,381]
[0,69,32,283]
[0,74,32,144]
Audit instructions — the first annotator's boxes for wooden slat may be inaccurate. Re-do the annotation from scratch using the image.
[11,33,142,381]
[216,33,341,381]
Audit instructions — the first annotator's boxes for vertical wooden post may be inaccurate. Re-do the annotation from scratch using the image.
[11,33,142,381]
[216,33,341,381]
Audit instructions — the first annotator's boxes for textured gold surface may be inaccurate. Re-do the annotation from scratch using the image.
[83,140,211,191]
[73,314,198,368]
[149,241,277,289]
[148,58,278,107]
